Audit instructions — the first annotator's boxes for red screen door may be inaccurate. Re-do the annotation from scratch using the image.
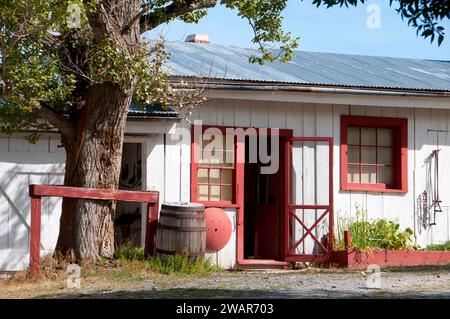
[285,137,334,262]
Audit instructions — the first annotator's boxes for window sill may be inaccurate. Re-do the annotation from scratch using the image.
[194,202,240,209]
[341,185,408,194]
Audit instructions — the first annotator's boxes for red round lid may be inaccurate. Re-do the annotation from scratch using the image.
[205,207,232,252]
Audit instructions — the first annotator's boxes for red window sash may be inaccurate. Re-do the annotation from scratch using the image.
[340,115,408,193]
[191,125,238,206]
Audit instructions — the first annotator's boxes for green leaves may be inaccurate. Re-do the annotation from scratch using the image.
[336,208,418,251]
[222,0,299,64]
[309,0,447,46]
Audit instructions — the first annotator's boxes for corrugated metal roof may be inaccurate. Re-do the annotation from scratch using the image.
[164,42,450,92]
[0,98,179,119]
[129,101,179,118]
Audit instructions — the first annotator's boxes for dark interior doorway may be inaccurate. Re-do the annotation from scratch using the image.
[115,143,143,247]
[244,135,285,260]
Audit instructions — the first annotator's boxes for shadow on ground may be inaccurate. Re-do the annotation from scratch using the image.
[382,264,450,273]
[36,288,450,299]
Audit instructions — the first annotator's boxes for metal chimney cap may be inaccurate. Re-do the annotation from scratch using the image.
[185,34,210,44]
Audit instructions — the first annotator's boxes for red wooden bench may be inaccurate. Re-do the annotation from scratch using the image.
[28,184,159,276]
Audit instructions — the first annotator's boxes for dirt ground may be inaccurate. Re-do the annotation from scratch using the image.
[2,265,450,299]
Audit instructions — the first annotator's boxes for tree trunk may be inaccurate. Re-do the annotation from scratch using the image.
[52,0,142,262]
[55,82,133,261]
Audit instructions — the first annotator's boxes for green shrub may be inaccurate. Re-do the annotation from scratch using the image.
[426,241,450,251]
[336,207,417,251]
[115,245,145,261]
[145,254,215,275]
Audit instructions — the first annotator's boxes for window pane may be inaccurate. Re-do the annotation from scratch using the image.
[348,165,360,183]
[209,150,224,165]
[198,168,208,184]
[361,127,376,145]
[361,165,377,184]
[223,150,234,166]
[378,167,393,185]
[200,138,234,167]
[199,134,214,164]
[378,147,393,166]
[198,185,209,201]
[348,146,360,163]
[209,185,220,201]
[221,170,233,185]
[222,135,234,151]
[221,186,233,201]
[361,147,376,164]
[348,127,360,145]
[201,150,232,167]
[210,169,220,184]
[378,128,393,146]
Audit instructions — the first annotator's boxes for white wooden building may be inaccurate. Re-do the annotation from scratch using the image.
[1,39,450,271]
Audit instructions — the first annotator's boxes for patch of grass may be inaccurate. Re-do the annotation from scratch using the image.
[114,244,217,275]
[145,254,215,275]
[115,245,145,261]
[335,207,417,251]
[426,241,450,251]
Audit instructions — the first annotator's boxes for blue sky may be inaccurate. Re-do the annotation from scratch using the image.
[144,0,450,60]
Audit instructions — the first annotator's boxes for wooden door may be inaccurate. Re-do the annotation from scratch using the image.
[254,166,283,259]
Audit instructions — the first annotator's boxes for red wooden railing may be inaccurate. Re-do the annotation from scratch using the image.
[28,184,159,276]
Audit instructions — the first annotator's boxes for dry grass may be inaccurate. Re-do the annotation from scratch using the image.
[0,254,219,298]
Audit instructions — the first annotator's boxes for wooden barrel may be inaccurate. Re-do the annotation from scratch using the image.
[156,202,206,260]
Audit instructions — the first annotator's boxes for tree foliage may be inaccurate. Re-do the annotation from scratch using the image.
[0,0,300,136]
[311,0,449,46]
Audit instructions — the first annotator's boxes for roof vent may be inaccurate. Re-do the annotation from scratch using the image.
[185,34,210,44]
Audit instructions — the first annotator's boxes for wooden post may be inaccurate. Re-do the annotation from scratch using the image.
[29,196,41,277]
[144,200,159,258]
[344,231,352,251]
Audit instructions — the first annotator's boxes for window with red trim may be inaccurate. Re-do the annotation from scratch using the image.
[191,128,236,205]
[341,116,408,193]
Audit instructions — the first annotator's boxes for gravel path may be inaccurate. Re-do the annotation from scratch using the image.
[45,267,450,299]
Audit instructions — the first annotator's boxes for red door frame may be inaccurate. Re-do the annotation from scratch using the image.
[190,125,293,265]
[284,137,334,262]
[28,184,159,277]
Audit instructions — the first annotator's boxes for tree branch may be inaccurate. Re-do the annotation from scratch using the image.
[31,102,75,138]
[122,2,154,35]
[140,0,217,34]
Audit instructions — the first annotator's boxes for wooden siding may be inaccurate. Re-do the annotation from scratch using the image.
[3,99,450,270]
[0,135,65,271]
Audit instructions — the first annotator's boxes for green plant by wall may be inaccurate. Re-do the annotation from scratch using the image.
[426,241,450,251]
[115,245,216,275]
[335,207,417,251]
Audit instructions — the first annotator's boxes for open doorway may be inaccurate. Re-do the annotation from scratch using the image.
[114,143,143,247]
[243,134,286,261]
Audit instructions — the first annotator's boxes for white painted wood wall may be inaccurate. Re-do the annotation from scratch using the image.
[0,134,65,271]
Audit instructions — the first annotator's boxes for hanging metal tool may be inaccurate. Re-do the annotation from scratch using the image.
[430,149,442,225]
[423,129,446,226]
